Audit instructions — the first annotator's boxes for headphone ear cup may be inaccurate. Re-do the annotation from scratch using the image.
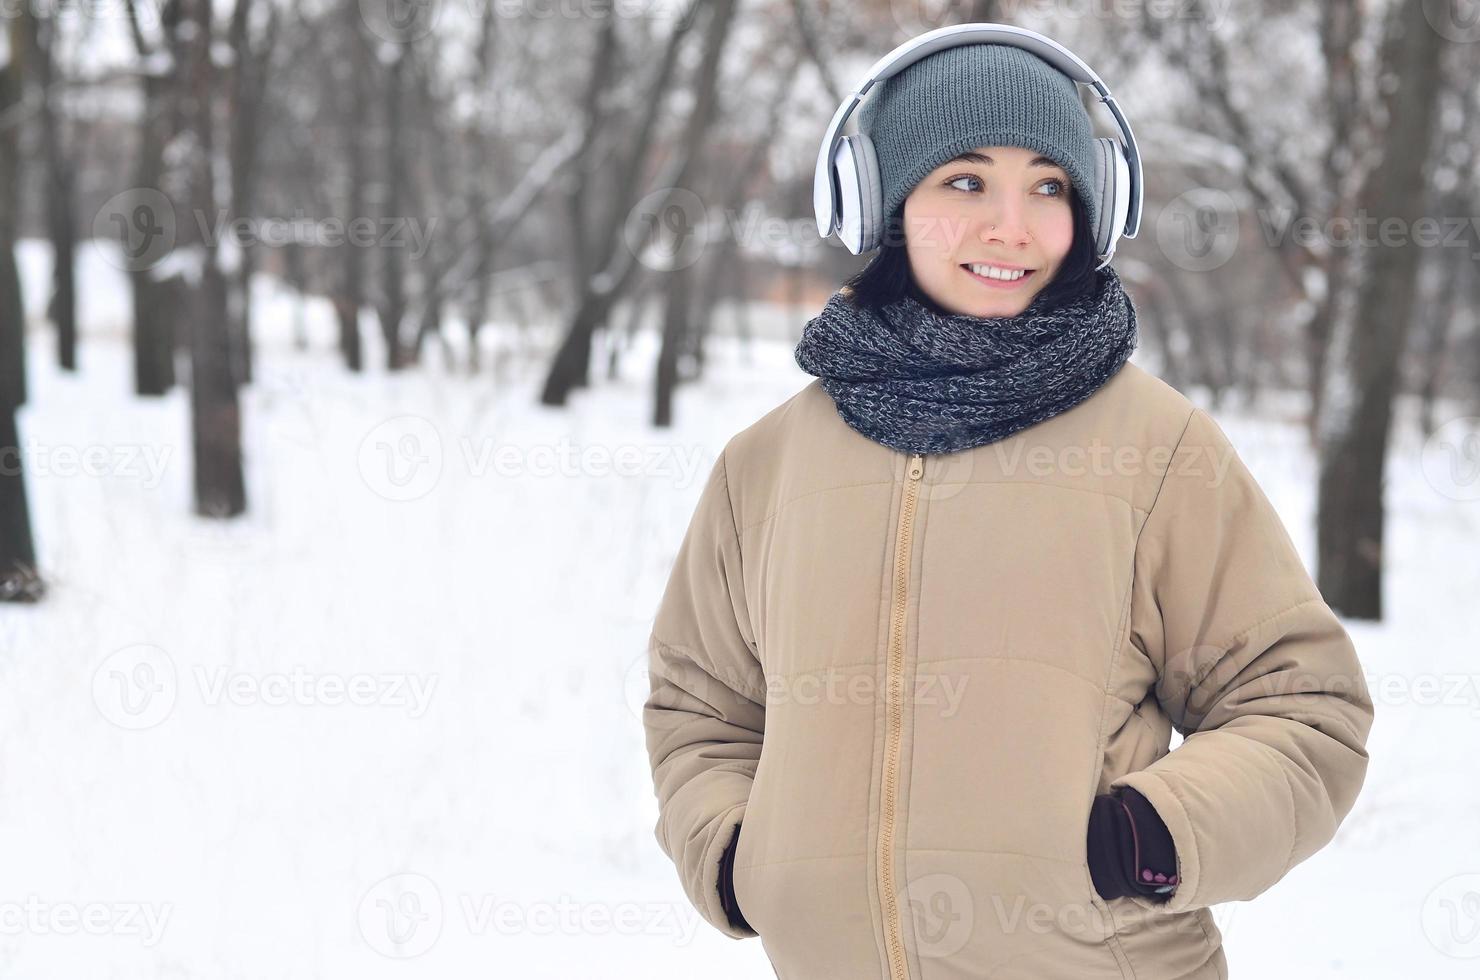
[1091,137,1116,260]
[835,134,883,254]
[853,134,883,253]
[1091,137,1133,263]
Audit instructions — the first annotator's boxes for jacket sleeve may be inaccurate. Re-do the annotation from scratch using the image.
[1108,407,1375,914]
[643,445,764,939]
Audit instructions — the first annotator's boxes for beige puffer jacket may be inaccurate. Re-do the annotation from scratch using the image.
[642,362,1374,979]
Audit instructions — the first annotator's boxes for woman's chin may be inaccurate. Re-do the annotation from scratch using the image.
[948,294,1035,318]
[915,277,1042,318]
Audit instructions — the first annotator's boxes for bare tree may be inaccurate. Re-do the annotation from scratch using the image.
[538,1,707,407]
[1141,0,1381,436]
[1412,49,1480,437]
[331,1,370,373]
[225,0,280,386]
[124,0,179,395]
[651,0,741,425]
[1315,0,1447,620]
[0,19,44,600]
[464,4,500,373]
[683,45,805,385]
[376,43,412,369]
[23,9,78,373]
[789,0,842,103]
[160,0,246,518]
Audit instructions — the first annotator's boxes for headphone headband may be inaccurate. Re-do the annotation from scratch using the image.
[812,23,1143,244]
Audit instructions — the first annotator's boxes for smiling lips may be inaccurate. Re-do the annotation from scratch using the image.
[961,262,1035,288]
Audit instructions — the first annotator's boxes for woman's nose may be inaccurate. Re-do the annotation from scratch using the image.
[978,196,1030,244]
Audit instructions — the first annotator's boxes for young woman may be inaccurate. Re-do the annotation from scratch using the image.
[643,27,1372,980]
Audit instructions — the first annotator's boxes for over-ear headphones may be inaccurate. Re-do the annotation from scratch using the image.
[812,23,1143,270]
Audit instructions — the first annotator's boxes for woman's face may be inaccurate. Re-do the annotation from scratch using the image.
[901,144,1076,317]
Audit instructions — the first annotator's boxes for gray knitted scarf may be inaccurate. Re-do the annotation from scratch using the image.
[793,266,1139,454]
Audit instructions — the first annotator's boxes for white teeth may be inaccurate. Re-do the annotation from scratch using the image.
[966,263,1028,281]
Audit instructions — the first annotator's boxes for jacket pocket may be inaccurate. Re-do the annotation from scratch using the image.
[731,812,758,933]
[731,735,778,937]
[732,753,771,935]
[1076,789,1124,943]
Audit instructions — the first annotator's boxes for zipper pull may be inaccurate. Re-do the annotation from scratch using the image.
[907,453,923,480]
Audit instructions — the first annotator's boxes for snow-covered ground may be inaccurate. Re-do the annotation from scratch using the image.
[2,238,1477,977]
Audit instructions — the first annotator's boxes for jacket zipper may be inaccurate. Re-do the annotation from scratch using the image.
[879,451,924,980]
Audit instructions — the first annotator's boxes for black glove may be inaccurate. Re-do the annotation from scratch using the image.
[1087,787,1179,902]
[718,821,751,931]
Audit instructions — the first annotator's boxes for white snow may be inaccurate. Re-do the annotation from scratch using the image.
[3,238,1476,977]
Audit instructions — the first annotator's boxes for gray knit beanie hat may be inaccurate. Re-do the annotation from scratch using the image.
[858,43,1100,233]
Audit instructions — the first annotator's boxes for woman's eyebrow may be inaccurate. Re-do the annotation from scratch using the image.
[946,151,1063,169]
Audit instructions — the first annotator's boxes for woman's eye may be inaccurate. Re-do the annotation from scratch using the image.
[946,174,1068,197]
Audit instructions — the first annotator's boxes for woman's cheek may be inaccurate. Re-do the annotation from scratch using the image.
[1036,206,1076,261]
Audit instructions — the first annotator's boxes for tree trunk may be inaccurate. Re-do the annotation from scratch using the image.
[653,261,692,428]
[379,48,410,371]
[126,4,178,396]
[648,0,737,414]
[175,0,246,518]
[1301,0,1365,442]
[285,239,310,351]
[0,21,44,601]
[334,5,369,373]
[0,406,44,602]
[466,4,499,374]
[191,263,246,517]
[1315,0,1445,620]
[226,0,276,388]
[25,12,78,373]
[133,261,178,396]
[1,21,27,413]
[538,1,706,407]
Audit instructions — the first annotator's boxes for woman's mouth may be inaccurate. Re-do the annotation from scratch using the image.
[961,262,1035,290]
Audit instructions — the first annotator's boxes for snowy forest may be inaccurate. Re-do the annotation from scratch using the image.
[0,0,1477,976]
